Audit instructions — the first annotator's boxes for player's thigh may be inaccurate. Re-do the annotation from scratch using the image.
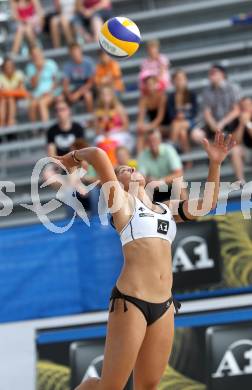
[133,305,174,390]
[100,299,147,390]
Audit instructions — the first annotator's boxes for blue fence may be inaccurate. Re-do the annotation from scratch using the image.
[0,217,123,323]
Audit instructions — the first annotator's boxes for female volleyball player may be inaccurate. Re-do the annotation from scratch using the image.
[55,131,235,390]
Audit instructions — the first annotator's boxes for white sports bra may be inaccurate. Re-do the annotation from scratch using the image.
[118,197,177,246]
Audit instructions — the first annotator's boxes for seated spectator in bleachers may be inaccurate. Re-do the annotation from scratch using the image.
[115,145,137,169]
[44,99,85,188]
[139,39,171,94]
[168,69,197,154]
[49,0,76,48]
[230,97,252,184]
[94,51,124,95]
[75,0,112,42]
[136,74,168,153]
[0,58,28,126]
[63,42,95,113]
[191,64,240,144]
[94,86,133,151]
[44,100,91,212]
[11,0,44,55]
[138,129,186,202]
[26,46,58,122]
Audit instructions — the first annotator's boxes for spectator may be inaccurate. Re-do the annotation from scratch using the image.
[49,0,76,48]
[63,42,95,113]
[11,0,44,55]
[136,74,168,153]
[115,145,137,169]
[75,0,112,42]
[191,64,240,143]
[0,58,28,126]
[138,129,186,202]
[168,69,197,154]
[44,99,85,187]
[139,39,171,94]
[231,97,252,184]
[26,46,59,122]
[94,86,133,151]
[47,100,85,156]
[43,100,91,213]
[94,51,124,95]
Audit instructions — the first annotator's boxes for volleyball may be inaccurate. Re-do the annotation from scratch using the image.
[99,17,141,59]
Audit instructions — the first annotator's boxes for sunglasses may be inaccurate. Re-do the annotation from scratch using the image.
[118,167,135,174]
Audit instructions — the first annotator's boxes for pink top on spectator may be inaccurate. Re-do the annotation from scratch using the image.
[139,54,171,91]
[83,0,111,9]
[17,2,35,21]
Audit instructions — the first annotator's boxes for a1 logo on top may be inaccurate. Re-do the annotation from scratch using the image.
[172,220,222,290]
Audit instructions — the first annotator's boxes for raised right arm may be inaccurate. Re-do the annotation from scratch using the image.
[54,147,127,215]
[74,147,118,185]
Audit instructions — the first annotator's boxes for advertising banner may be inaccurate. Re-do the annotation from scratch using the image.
[206,323,252,390]
[173,211,252,294]
[37,320,252,390]
[173,220,222,289]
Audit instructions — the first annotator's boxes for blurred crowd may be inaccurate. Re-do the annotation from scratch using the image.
[0,0,252,210]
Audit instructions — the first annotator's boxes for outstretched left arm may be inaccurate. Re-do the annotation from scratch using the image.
[168,132,236,222]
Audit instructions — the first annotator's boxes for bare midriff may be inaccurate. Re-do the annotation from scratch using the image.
[116,237,173,302]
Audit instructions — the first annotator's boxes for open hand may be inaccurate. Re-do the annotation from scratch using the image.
[202,131,236,165]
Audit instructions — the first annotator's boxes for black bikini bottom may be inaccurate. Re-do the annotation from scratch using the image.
[109,285,181,326]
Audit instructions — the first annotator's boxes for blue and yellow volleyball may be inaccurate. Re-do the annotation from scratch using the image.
[99,17,141,59]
